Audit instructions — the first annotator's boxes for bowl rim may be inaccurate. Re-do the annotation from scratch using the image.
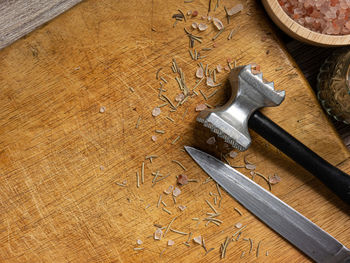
[262,0,350,47]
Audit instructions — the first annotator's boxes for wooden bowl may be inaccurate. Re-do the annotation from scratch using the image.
[262,0,350,47]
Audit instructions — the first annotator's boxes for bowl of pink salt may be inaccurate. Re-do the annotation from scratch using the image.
[262,0,350,46]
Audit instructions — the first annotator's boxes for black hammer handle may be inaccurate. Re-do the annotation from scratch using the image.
[248,110,350,205]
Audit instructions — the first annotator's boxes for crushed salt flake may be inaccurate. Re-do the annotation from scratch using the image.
[195,104,207,112]
[193,236,202,245]
[224,65,230,71]
[213,18,224,30]
[177,174,189,185]
[229,150,238,158]
[175,93,185,102]
[192,22,198,29]
[227,4,244,16]
[206,77,215,87]
[164,185,174,195]
[269,174,281,185]
[178,205,187,211]
[173,187,182,197]
[250,171,255,176]
[137,239,143,245]
[196,67,204,78]
[235,222,243,228]
[245,164,256,170]
[216,64,223,72]
[198,23,208,31]
[207,15,212,21]
[206,136,216,145]
[151,135,158,142]
[152,107,161,117]
[168,240,175,246]
[154,228,163,240]
[99,106,106,113]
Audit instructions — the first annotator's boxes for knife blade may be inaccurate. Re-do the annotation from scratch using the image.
[185,146,350,263]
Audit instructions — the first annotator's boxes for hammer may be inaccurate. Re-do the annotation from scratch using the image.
[197,64,350,204]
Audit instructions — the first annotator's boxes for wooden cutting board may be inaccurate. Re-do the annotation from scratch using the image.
[0,0,349,262]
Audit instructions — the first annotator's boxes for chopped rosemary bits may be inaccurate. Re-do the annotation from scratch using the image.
[212,29,224,40]
[205,199,218,214]
[166,116,175,122]
[155,129,165,134]
[162,207,172,215]
[171,136,180,145]
[156,68,162,79]
[234,207,243,216]
[135,116,141,129]
[141,162,145,184]
[172,160,187,170]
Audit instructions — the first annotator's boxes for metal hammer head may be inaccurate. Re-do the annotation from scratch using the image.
[197,64,285,151]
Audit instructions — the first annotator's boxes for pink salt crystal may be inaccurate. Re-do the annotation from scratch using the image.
[245,163,256,170]
[175,93,185,102]
[192,10,198,17]
[278,0,350,35]
[193,236,202,245]
[173,187,181,197]
[227,4,244,16]
[229,150,238,158]
[196,67,204,78]
[250,170,255,176]
[178,205,187,211]
[206,77,215,87]
[154,228,163,240]
[99,106,106,113]
[195,104,207,112]
[227,57,233,63]
[207,16,212,21]
[192,22,198,29]
[216,64,223,72]
[224,65,230,71]
[177,174,189,185]
[151,135,157,142]
[168,240,175,246]
[206,136,216,145]
[212,42,217,48]
[235,222,243,228]
[213,18,224,30]
[137,239,143,245]
[164,185,174,195]
[152,107,161,117]
[198,23,208,31]
[269,174,281,185]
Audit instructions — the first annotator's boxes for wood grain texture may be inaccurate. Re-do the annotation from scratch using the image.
[262,0,350,47]
[0,0,82,50]
[0,0,349,262]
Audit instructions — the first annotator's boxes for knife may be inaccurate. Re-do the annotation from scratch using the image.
[185,146,350,263]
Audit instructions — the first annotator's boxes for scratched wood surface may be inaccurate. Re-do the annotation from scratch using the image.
[0,0,349,262]
[0,0,82,50]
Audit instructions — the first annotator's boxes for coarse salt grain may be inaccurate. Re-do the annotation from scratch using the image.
[151,135,157,142]
[213,18,224,30]
[152,107,161,117]
[216,64,223,72]
[206,77,215,87]
[229,150,238,158]
[178,205,187,211]
[195,104,207,112]
[175,93,185,102]
[137,239,143,245]
[164,185,174,195]
[269,174,281,185]
[177,174,189,185]
[173,187,181,197]
[193,236,202,245]
[198,23,208,31]
[196,67,204,78]
[192,22,198,29]
[227,4,244,16]
[154,228,163,240]
[206,136,216,145]
[99,106,106,113]
[168,240,175,246]
[235,222,243,228]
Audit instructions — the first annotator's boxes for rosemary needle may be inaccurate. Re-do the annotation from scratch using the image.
[212,29,224,40]
[172,160,187,171]
[164,216,177,237]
